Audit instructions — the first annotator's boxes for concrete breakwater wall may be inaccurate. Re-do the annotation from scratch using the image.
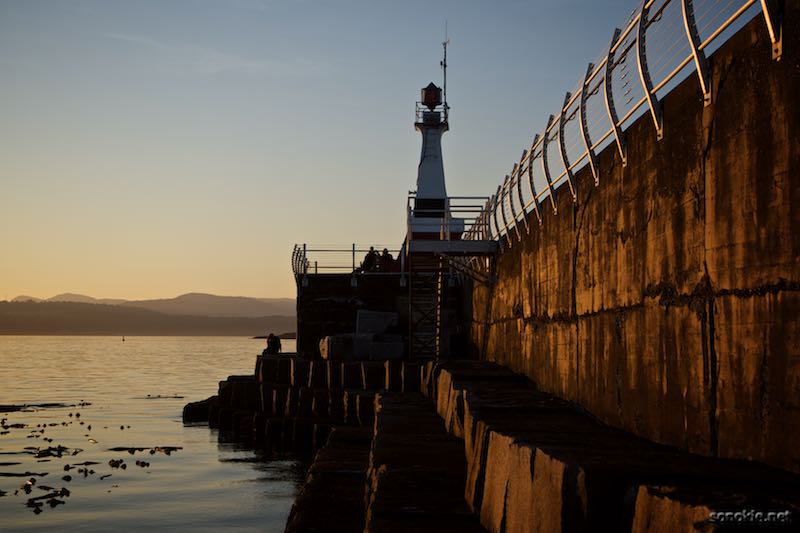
[470,6,799,473]
[183,353,433,455]
[428,360,799,532]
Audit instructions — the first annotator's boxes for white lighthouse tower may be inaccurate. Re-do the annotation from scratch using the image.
[409,82,464,240]
[415,82,448,202]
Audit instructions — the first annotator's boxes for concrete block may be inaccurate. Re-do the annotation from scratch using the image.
[259,355,291,385]
[479,430,513,532]
[271,386,289,417]
[368,341,404,361]
[319,334,373,361]
[715,292,800,473]
[264,417,284,453]
[285,387,300,417]
[233,410,255,437]
[291,358,312,388]
[357,393,376,427]
[258,384,273,413]
[631,486,714,533]
[356,310,398,334]
[329,389,345,422]
[464,420,491,513]
[312,388,330,418]
[297,387,314,418]
[252,412,268,444]
[384,361,403,392]
[327,361,343,390]
[361,361,388,391]
[342,362,364,389]
[420,361,436,397]
[313,423,332,452]
[351,334,373,361]
[343,390,359,425]
[402,362,423,393]
[310,360,329,388]
[217,407,236,430]
[219,376,259,411]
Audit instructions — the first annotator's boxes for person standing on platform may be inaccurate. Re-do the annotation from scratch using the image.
[361,246,379,272]
[265,333,282,354]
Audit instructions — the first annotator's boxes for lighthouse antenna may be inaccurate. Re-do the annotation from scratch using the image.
[440,21,449,120]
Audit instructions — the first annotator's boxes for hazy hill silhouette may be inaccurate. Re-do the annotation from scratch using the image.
[0,301,294,336]
[11,295,43,302]
[9,292,295,317]
[120,293,295,317]
[48,293,128,305]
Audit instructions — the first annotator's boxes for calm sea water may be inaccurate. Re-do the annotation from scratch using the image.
[0,336,303,532]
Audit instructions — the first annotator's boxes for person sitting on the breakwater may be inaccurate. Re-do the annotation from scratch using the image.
[378,248,395,272]
[361,246,379,272]
[265,333,282,354]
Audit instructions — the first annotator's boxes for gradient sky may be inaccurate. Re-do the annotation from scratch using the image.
[1,0,637,300]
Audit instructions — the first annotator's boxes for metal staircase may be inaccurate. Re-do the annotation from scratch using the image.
[408,253,442,360]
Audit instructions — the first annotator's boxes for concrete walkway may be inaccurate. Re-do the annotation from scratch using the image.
[365,393,486,532]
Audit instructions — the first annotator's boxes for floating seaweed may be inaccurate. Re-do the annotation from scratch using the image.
[0,472,48,478]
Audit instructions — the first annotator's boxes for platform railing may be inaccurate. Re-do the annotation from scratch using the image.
[487,0,783,244]
[291,243,403,276]
[405,194,493,242]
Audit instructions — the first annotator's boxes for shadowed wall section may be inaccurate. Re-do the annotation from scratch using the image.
[470,5,799,473]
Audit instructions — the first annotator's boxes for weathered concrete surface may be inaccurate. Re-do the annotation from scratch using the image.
[285,426,372,533]
[471,6,800,472]
[631,485,799,533]
[365,393,486,532]
[431,361,800,533]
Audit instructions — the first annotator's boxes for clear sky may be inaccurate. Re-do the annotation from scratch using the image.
[1,0,637,300]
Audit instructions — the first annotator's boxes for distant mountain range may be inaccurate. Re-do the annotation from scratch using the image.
[0,300,295,336]
[10,292,295,318]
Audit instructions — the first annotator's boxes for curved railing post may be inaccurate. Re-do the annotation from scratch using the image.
[579,62,599,185]
[541,116,558,214]
[516,150,530,233]
[508,163,523,242]
[499,175,512,247]
[557,92,577,202]
[482,198,492,239]
[760,0,783,61]
[604,28,627,166]
[491,188,502,241]
[681,0,711,106]
[636,0,664,140]
[526,135,543,226]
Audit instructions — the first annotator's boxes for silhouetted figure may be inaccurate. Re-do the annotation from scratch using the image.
[379,248,395,272]
[361,246,379,272]
[265,333,282,354]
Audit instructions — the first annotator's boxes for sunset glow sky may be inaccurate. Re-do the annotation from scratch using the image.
[2,0,637,300]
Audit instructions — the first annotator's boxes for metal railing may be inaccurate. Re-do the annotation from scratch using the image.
[485,0,783,245]
[405,194,493,242]
[415,101,449,125]
[292,243,403,276]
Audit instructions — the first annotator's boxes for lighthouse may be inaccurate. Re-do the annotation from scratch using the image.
[408,82,464,240]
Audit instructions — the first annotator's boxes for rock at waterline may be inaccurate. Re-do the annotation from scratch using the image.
[182,396,218,423]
